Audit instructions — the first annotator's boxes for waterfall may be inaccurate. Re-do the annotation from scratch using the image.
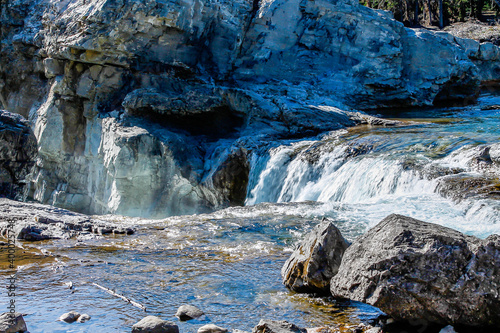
[245,129,500,238]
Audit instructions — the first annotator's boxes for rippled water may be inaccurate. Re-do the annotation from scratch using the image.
[2,94,500,332]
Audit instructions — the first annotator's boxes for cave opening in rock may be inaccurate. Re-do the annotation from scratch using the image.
[133,105,246,140]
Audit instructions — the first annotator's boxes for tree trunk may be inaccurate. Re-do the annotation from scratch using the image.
[415,0,420,25]
[439,0,444,28]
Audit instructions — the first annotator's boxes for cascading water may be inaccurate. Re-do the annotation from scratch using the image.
[247,94,500,238]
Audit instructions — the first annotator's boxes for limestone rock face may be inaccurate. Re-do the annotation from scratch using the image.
[330,214,500,327]
[282,219,349,294]
[1,0,499,217]
[0,111,37,200]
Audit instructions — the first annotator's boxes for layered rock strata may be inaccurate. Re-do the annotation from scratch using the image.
[0,198,134,241]
[2,0,500,216]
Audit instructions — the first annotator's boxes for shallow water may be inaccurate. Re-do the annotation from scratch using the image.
[1,94,500,332]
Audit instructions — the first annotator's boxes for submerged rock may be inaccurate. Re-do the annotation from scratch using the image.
[0,110,37,200]
[330,214,500,327]
[282,218,350,293]
[77,314,91,323]
[175,304,204,321]
[253,320,307,333]
[131,316,179,333]
[0,312,28,333]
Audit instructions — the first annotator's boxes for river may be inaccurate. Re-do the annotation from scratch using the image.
[1,93,500,332]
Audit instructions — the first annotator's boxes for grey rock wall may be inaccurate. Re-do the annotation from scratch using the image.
[1,0,499,216]
[0,110,37,200]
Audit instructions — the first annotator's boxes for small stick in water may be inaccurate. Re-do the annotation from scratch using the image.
[92,283,146,312]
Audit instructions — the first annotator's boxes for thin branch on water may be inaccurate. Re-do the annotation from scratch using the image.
[92,282,147,312]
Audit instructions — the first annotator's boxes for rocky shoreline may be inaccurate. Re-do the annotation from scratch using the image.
[1,200,499,332]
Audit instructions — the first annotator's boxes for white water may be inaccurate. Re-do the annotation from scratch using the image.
[246,123,500,239]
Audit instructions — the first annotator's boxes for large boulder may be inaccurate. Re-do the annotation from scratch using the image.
[0,312,28,333]
[281,218,349,293]
[330,214,500,327]
[0,111,37,200]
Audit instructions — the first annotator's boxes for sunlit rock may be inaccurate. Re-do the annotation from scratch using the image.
[282,218,349,294]
[0,312,28,333]
[59,311,80,323]
[330,214,500,327]
[131,316,179,333]
[198,324,229,333]
[175,304,204,321]
[253,320,307,333]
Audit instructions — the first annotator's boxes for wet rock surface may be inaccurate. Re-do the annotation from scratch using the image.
[253,320,307,333]
[131,316,179,333]
[0,198,134,241]
[198,324,229,333]
[175,305,205,321]
[330,214,500,327]
[0,110,37,200]
[282,218,350,294]
[59,311,80,323]
[0,312,28,333]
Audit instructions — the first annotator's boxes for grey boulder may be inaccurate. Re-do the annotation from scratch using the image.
[330,214,500,327]
[175,304,204,321]
[253,320,307,333]
[281,218,349,293]
[59,311,80,323]
[0,312,28,333]
[131,316,179,333]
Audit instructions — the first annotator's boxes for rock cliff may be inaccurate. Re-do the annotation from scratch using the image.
[0,110,37,200]
[1,0,499,216]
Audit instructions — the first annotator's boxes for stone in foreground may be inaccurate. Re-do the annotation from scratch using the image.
[198,324,229,333]
[253,320,307,333]
[175,305,204,321]
[0,312,28,333]
[282,218,349,293]
[59,311,80,323]
[131,316,179,333]
[330,214,500,327]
